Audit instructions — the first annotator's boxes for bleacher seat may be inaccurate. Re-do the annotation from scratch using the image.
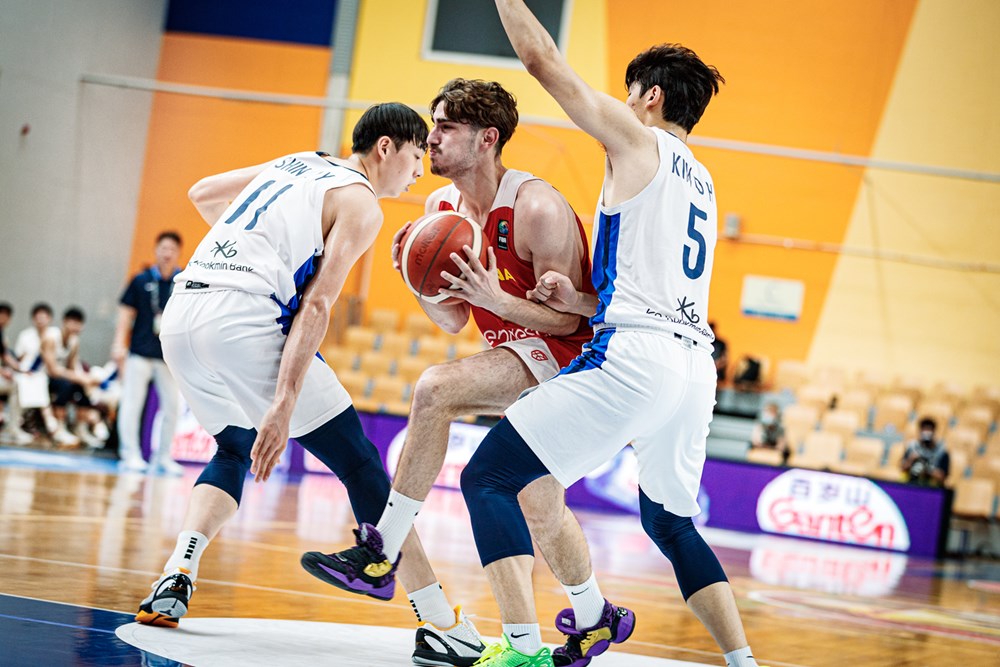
[343,326,378,354]
[367,308,400,333]
[792,431,844,470]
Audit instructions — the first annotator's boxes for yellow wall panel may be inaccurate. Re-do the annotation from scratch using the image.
[809,0,1000,387]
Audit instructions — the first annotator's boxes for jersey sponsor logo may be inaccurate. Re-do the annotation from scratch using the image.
[212,240,237,258]
[530,349,549,362]
[643,307,712,340]
[482,327,540,345]
[188,258,255,273]
[675,296,700,323]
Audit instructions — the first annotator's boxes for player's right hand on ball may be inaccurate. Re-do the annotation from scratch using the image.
[527,270,578,312]
[391,221,413,270]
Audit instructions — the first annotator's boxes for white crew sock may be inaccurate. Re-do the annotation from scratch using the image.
[163,530,209,581]
[503,623,543,655]
[375,489,423,562]
[562,572,606,630]
[725,646,759,667]
[407,582,456,629]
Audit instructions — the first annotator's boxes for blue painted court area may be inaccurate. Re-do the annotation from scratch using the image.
[0,594,183,667]
[0,447,120,474]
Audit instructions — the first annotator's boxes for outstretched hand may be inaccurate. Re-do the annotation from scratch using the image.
[526,270,579,313]
[250,404,291,482]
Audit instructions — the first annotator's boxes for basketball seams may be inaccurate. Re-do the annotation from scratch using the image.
[400,212,483,305]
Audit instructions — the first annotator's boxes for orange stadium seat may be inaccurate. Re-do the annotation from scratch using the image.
[404,312,438,339]
[367,308,400,334]
[357,350,394,377]
[379,331,415,358]
[343,326,378,354]
[793,431,844,470]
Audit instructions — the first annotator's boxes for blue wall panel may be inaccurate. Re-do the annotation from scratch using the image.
[166,0,337,46]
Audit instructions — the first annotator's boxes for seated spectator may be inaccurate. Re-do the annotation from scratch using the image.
[900,417,950,487]
[42,307,108,448]
[750,402,790,464]
[732,354,764,392]
[13,303,64,443]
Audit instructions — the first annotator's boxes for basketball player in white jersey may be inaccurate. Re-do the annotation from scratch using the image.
[303,79,634,666]
[133,104,487,666]
[447,3,762,667]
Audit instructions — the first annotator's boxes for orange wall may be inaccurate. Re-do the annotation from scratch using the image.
[606,0,917,376]
[127,34,331,276]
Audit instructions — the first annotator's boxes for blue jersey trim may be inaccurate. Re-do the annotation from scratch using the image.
[271,254,319,335]
[558,328,614,377]
[590,212,621,326]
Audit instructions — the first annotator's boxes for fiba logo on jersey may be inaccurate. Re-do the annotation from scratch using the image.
[497,219,510,250]
[530,350,549,362]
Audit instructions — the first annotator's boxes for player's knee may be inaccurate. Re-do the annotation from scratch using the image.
[195,425,255,505]
[409,364,458,416]
[519,484,565,542]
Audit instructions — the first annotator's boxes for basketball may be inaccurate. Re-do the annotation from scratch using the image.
[399,211,486,304]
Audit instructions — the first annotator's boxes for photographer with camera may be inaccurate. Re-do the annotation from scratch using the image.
[900,417,950,486]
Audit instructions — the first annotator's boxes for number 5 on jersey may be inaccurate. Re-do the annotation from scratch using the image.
[683,203,707,280]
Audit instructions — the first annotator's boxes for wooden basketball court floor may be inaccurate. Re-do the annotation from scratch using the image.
[0,449,998,666]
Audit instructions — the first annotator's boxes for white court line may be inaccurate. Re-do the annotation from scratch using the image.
[0,552,810,666]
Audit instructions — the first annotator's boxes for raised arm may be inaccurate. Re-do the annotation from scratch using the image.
[494,0,653,159]
[188,162,271,226]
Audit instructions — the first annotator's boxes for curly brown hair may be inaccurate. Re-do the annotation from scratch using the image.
[430,78,518,155]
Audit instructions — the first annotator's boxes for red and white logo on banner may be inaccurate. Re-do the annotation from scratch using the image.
[756,469,911,552]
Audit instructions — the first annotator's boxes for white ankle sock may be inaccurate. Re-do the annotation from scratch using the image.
[407,583,455,628]
[503,623,542,655]
[725,647,759,667]
[163,530,209,581]
[562,572,605,630]
[375,489,423,562]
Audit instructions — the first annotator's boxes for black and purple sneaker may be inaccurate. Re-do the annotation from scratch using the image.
[300,523,399,601]
[552,600,636,667]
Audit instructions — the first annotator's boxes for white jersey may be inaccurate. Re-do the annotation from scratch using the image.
[175,151,374,332]
[591,128,716,347]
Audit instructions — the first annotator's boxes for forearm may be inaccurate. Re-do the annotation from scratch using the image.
[271,300,331,409]
[417,299,470,336]
[495,0,561,75]
[493,293,584,336]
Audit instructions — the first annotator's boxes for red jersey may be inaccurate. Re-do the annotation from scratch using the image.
[435,169,594,367]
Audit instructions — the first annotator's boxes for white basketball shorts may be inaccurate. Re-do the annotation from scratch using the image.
[159,291,352,438]
[496,337,562,384]
[505,327,716,516]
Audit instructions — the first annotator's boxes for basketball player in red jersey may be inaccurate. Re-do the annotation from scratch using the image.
[304,79,634,666]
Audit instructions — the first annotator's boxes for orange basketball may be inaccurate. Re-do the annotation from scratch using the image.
[399,211,486,304]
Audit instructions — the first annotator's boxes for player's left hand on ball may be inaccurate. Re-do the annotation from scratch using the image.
[439,246,501,308]
[250,411,290,483]
[391,221,412,270]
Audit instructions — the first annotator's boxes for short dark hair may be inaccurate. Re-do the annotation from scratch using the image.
[156,230,182,246]
[0,302,11,316]
[625,44,724,133]
[430,79,519,155]
[63,307,85,323]
[352,103,428,154]
[31,303,53,318]
[919,417,937,431]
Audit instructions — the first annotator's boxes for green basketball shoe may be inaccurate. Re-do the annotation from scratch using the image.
[473,635,553,666]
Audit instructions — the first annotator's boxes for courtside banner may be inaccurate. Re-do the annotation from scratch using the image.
[149,401,949,557]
